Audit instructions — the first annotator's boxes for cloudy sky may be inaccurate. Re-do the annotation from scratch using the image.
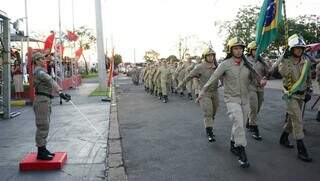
[1,0,320,62]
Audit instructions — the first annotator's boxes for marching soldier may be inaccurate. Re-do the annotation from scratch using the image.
[159,61,171,103]
[198,37,267,168]
[185,55,194,100]
[278,34,312,162]
[178,48,219,142]
[176,62,186,97]
[32,52,71,160]
[246,41,270,140]
[193,56,202,98]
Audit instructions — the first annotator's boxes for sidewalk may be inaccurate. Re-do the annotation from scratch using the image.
[0,79,110,181]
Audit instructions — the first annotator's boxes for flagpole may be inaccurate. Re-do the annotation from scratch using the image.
[71,0,76,89]
[58,0,64,84]
[283,0,289,48]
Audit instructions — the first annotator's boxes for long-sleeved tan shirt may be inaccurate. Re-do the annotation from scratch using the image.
[278,55,312,99]
[182,61,217,95]
[202,57,251,104]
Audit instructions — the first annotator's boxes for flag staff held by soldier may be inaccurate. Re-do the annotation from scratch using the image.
[32,52,71,160]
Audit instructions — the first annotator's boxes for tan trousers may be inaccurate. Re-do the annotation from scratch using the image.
[33,95,52,147]
[199,93,219,129]
[186,81,193,94]
[284,98,304,140]
[249,90,264,125]
[226,102,249,147]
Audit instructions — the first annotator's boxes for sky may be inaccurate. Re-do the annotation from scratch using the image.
[1,0,320,63]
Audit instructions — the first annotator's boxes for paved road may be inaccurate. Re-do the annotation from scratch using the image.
[115,75,320,181]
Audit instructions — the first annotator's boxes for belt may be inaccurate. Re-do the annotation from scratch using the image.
[35,92,54,99]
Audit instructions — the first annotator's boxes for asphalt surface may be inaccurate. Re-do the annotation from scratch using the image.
[116,75,320,181]
[0,78,110,181]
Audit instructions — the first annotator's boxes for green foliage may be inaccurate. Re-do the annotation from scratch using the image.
[114,54,123,67]
[219,6,320,55]
[166,55,179,62]
[144,49,160,63]
[75,26,96,50]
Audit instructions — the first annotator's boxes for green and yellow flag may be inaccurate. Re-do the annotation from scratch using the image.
[255,0,283,57]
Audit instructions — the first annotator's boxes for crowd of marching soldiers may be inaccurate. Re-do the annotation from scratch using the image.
[128,34,318,168]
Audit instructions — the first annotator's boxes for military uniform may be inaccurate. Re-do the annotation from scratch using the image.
[278,34,312,162]
[182,60,219,137]
[159,63,171,102]
[32,52,71,160]
[177,63,187,96]
[185,60,194,99]
[246,41,270,140]
[193,58,202,97]
[200,38,253,168]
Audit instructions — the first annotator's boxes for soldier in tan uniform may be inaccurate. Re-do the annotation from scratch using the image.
[159,61,171,103]
[246,41,269,140]
[178,48,219,142]
[193,56,202,98]
[176,62,186,97]
[148,64,157,95]
[143,64,150,92]
[198,37,267,168]
[153,63,162,98]
[185,55,194,100]
[32,52,71,160]
[278,34,312,162]
[172,62,179,94]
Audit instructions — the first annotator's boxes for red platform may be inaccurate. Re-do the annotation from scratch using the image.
[19,152,67,171]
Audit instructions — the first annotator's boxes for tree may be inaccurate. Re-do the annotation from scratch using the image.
[143,49,160,63]
[218,6,259,52]
[114,54,122,68]
[75,26,96,74]
[175,35,207,60]
[166,55,179,62]
[219,6,320,56]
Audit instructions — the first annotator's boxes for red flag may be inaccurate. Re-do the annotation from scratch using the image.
[75,47,83,59]
[67,31,79,41]
[44,32,55,52]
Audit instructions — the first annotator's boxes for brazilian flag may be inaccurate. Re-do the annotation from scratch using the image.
[255,0,283,57]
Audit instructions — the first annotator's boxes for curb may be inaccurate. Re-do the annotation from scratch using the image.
[106,87,128,181]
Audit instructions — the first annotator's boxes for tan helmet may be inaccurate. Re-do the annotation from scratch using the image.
[247,41,257,53]
[32,52,45,64]
[227,37,245,53]
[202,48,216,59]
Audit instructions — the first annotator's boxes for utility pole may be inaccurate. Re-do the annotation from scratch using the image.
[95,0,107,89]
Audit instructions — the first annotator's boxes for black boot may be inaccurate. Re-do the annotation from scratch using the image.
[150,89,154,95]
[195,94,199,98]
[296,140,312,162]
[163,95,168,103]
[44,146,55,157]
[155,92,158,96]
[188,93,193,100]
[159,93,163,100]
[205,127,215,142]
[279,131,294,148]
[230,141,240,156]
[238,146,250,168]
[246,119,252,132]
[180,92,184,97]
[317,111,320,122]
[37,146,54,160]
[252,125,262,140]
